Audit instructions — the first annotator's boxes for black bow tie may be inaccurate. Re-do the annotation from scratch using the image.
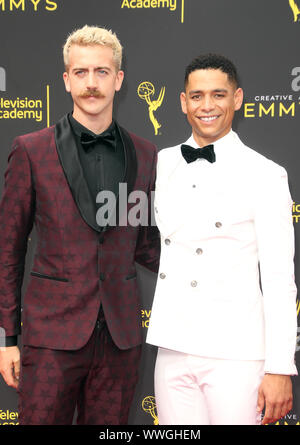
[181,144,216,164]
[80,128,116,151]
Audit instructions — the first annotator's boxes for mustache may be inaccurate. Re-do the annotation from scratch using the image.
[80,90,104,98]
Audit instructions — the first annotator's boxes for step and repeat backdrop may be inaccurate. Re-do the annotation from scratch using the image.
[0,0,300,426]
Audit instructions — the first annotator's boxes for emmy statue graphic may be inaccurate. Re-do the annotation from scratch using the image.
[289,0,300,21]
[138,81,165,135]
[142,396,159,425]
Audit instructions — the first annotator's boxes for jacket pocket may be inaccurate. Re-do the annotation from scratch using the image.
[30,271,69,282]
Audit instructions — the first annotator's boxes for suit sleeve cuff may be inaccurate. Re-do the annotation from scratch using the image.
[0,336,18,347]
[264,362,298,376]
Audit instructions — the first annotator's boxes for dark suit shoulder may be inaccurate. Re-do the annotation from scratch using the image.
[16,125,55,145]
[12,125,56,157]
[126,129,157,153]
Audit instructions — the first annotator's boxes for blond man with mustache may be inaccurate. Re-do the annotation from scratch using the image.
[0,25,160,425]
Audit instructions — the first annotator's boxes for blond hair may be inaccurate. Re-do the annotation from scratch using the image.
[63,25,123,71]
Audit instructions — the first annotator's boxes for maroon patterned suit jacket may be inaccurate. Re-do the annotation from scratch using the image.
[0,114,160,350]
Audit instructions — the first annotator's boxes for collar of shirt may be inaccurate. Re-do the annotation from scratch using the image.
[68,112,116,152]
[183,129,240,165]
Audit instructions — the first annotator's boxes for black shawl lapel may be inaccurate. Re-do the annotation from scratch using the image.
[55,114,101,232]
[117,123,138,199]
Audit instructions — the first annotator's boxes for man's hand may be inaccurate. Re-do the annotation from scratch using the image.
[0,346,20,389]
[257,374,293,424]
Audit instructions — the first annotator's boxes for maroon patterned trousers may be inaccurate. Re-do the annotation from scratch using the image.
[18,321,141,425]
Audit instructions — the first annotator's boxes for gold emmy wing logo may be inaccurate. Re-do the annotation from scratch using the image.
[138,81,165,135]
[289,0,300,21]
[142,396,159,425]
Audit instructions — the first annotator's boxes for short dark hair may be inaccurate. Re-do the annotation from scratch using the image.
[184,53,239,88]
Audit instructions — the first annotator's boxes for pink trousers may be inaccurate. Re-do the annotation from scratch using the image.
[154,347,264,425]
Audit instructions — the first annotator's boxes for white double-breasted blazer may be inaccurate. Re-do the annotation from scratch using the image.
[146,130,298,374]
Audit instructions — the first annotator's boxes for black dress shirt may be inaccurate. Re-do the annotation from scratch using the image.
[68,113,125,205]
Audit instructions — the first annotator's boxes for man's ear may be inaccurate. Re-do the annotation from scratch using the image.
[234,87,243,111]
[115,70,124,92]
[63,71,71,93]
[180,91,187,115]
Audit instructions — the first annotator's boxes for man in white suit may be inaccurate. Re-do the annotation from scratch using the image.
[146,54,298,425]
